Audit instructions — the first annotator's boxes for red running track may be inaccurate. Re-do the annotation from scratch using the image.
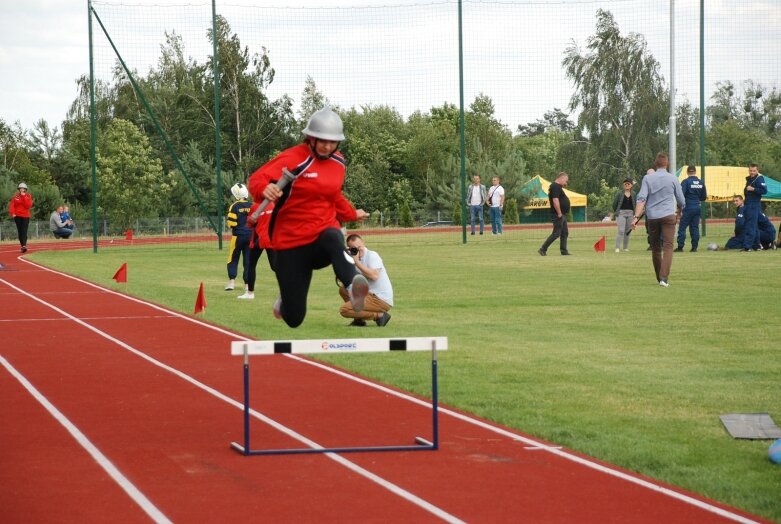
[0,241,768,523]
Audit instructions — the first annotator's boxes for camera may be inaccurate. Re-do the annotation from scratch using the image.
[347,247,359,256]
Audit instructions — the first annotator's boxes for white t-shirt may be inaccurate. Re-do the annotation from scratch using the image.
[488,185,504,207]
[469,185,483,206]
[361,249,394,306]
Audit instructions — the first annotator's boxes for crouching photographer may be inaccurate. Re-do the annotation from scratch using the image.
[338,234,394,327]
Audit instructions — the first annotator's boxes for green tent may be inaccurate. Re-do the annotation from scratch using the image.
[519,175,588,223]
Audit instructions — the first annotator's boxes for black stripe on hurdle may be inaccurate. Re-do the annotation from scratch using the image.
[389,339,407,351]
[274,342,292,354]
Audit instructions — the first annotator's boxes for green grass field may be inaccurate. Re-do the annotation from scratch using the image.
[29,223,781,521]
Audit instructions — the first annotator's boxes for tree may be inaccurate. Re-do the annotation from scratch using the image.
[517,108,575,137]
[299,76,330,124]
[563,9,669,192]
[96,119,169,230]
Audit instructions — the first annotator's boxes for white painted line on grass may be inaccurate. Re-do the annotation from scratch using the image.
[0,355,172,524]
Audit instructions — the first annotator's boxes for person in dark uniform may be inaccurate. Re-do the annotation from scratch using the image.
[538,172,571,256]
[757,211,777,250]
[675,165,707,252]
[725,195,746,250]
[741,163,767,251]
[225,183,252,292]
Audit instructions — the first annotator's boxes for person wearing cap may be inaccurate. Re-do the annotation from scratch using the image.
[630,153,685,287]
[611,178,637,252]
[9,182,34,253]
[674,165,707,252]
[247,107,369,327]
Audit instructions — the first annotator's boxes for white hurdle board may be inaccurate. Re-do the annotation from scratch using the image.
[231,336,448,356]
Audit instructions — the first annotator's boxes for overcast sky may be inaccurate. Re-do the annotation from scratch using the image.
[2,0,779,133]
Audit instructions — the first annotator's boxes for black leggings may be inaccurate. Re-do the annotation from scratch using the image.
[273,228,357,328]
[246,244,275,292]
[14,216,30,247]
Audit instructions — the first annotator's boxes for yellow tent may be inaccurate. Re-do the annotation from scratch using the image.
[676,166,781,202]
[522,175,588,209]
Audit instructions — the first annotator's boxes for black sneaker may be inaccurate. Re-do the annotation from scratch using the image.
[674,247,683,252]
[21,246,27,253]
[375,312,391,327]
[690,247,697,252]
[349,319,367,327]
[537,248,547,256]
[561,251,571,256]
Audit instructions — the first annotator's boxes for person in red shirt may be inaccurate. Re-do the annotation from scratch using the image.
[248,107,369,327]
[8,182,34,253]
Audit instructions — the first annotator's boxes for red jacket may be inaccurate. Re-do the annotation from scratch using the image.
[248,143,358,251]
[9,192,33,218]
[248,201,273,249]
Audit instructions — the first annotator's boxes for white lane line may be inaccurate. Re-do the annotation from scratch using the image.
[0,315,175,323]
[0,276,465,524]
[0,356,172,524]
[15,259,760,524]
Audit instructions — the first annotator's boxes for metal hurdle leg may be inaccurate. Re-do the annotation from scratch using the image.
[229,337,445,456]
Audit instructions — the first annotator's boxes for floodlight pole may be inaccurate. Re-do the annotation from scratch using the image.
[699,0,707,235]
[88,0,98,253]
[458,0,467,244]
[668,0,677,177]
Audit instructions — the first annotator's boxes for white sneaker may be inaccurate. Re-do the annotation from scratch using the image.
[658,279,669,288]
[237,292,255,300]
[349,274,369,313]
[615,248,620,253]
[224,280,235,291]
[272,297,282,319]
[623,249,629,252]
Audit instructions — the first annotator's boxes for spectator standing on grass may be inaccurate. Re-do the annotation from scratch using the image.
[741,163,767,251]
[631,153,685,287]
[538,172,571,256]
[487,176,505,235]
[612,178,636,252]
[225,183,252,292]
[338,234,393,327]
[466,175,486,236]
[49,205,73,239]
[248,107,369,328]
[9,182,33,253]
[675,165,707,252]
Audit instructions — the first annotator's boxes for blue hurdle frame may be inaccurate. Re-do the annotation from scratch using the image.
[230,342,440,456]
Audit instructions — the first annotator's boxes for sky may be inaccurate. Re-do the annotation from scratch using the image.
[1,0,779,134]
[0,0,412,131]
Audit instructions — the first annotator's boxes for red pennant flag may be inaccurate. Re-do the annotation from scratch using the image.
[594,235,606,253]
[194,282,207,314]
[125,229,134,241]
[112,262,128,283]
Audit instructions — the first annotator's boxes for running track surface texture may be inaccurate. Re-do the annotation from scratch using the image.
[0,240,768,523]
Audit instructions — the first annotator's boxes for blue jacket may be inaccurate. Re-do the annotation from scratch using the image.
[734,206,745,237]
[758,213,776,244]
[681,176,706,209]
[227,199,252,236]
[744,174,767,205]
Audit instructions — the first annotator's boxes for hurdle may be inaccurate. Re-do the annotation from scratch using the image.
[230,336,447,456]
